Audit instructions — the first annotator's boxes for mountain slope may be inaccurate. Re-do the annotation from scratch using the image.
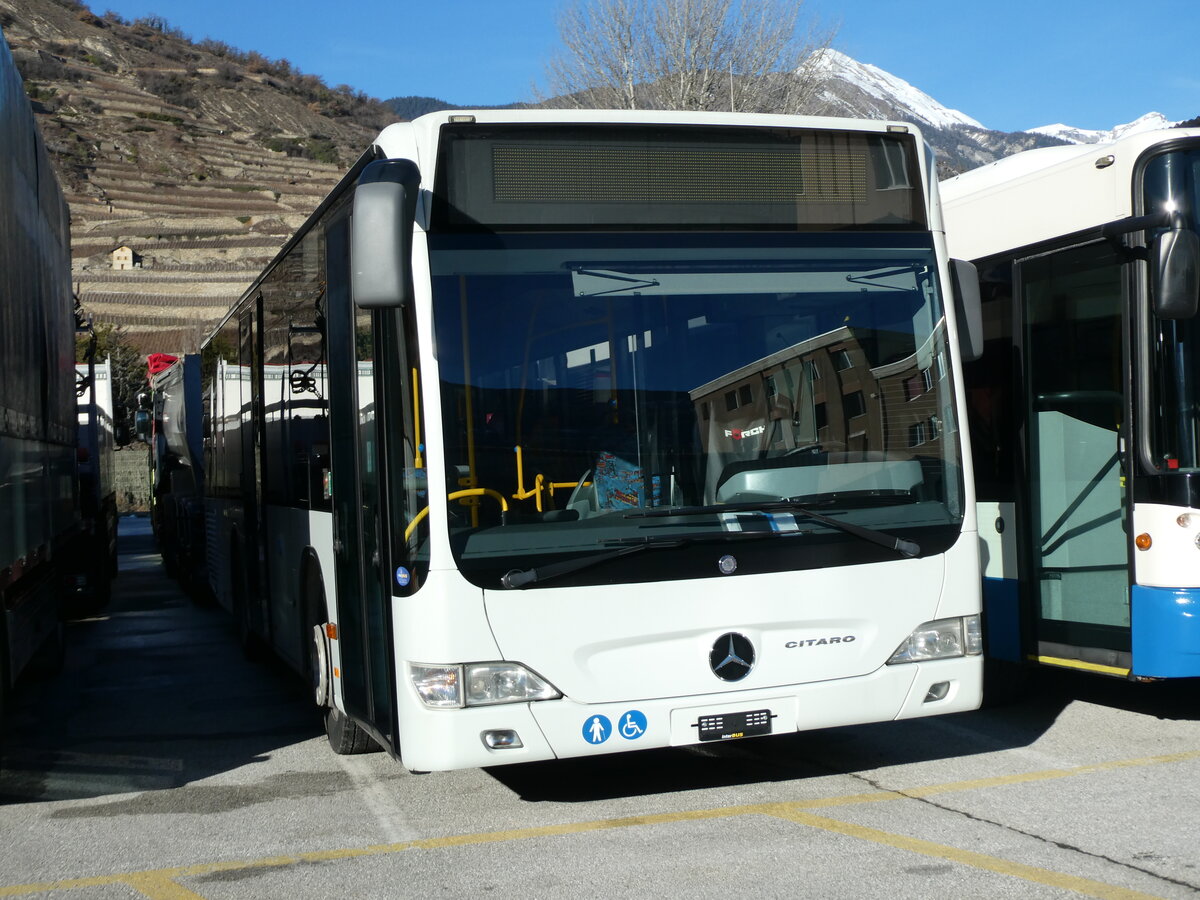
[813,49,983,130]
[1028,112,1177,145]
[5,0,1187,352]
[810,49,1071,177]
[1,0,397,351]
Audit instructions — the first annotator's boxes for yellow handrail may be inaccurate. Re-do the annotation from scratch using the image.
[512,445,546,511]
[459,276,478,526]
[411,366,423,469]
[450,487,509,511]
[548,479,589,497]
[403,489,510,543]
[403,506,430,542]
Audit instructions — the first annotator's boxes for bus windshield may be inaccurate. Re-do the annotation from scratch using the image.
[1143,147,1200,471]
[430,232,964,588]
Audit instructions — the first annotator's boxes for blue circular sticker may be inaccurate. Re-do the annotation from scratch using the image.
[395,567,411,587]
[618,710,647,740]
[582,714,611,744]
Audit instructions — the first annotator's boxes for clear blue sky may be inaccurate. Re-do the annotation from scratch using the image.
[91,0,1199,133]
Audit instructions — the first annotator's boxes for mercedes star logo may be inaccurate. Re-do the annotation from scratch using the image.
[709,632,755,681]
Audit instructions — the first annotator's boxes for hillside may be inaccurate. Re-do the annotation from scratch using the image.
[1,0,398,353]
[812,50,1071,178]
[5,0,1185,356]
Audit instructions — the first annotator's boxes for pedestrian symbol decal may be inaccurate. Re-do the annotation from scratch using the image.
[619,710,647,740]
[583,714,611,744]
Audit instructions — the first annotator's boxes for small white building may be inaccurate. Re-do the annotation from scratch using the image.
[111,245,142,270]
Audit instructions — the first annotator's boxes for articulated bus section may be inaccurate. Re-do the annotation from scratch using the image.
[158,110,986,770]
[942,127,1200,682]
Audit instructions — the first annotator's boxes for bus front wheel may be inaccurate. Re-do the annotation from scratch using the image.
[302,566,378,755]
[325,706,377,755]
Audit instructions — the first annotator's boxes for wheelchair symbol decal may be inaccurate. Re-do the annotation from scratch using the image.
[618,710,647,740]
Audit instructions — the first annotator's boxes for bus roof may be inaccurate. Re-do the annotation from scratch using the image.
[372,108,930,161]
[940,127,1200,262]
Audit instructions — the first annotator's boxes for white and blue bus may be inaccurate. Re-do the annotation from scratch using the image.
[199,109,984,771]
[942,127,1200,682]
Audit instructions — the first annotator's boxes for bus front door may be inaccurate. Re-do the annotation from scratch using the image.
[1019,242,1132,673]
[326,217,397,750]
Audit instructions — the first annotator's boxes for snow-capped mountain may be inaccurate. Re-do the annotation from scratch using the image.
[809,49,1065,176]
[402,48,1186,178]
[1027,112,1177,145]
[809,50,1180,176]
[812,49,984,131]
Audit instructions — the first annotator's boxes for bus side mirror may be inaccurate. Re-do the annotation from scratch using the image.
[351,158,421,309]
[951,258,983,363]
[1153,226,1200,319]
[134,409,152,444]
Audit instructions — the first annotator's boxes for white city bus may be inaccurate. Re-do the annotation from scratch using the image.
[200,110,984,771]
[942,127,1200,681]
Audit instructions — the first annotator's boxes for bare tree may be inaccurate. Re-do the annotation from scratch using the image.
[541,0,837,114]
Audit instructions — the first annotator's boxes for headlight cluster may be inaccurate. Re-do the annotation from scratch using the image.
[410,662,561,708]
[887,614,982,664]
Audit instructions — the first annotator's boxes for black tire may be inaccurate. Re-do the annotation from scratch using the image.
[325,706,378,755]
[302,563,327,704]
[302,562,379,755]
[230,545,265,661]
[88,546,112,612]
[0,615,10,724]
[26,620,66,680]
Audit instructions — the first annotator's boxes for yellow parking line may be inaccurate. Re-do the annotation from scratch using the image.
[121,873,209,900]
[3,749,1197,899]
[769,808,1163,900]
[807,748,1200,808]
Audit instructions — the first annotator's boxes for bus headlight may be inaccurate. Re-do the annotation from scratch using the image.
[464,663,561,706]
[887,615,982,664]
[410,662,562,708]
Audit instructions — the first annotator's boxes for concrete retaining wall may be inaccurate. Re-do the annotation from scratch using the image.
[114,445,151,513]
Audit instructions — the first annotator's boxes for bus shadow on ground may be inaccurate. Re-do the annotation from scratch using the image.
[0,517,323,805]
[489,667,1200,803]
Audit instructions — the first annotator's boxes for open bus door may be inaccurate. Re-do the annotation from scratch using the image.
[325,217,397,751]
[1017,242,1133,673]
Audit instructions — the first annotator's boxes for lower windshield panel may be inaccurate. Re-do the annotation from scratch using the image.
[430,233,965,588]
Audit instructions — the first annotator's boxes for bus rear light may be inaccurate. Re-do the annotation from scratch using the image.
[325,623,338,640]
[1135,533,1153,551]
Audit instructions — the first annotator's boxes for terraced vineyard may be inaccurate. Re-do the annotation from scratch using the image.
[68,138,347,351]
[3,0,396,354]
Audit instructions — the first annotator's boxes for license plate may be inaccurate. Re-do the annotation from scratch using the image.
[695,708,773,742]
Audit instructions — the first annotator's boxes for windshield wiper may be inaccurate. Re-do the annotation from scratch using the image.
[570,268,661,297]
[500,500,920,589]
[626,499,920,558]
[499,531,773,589]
